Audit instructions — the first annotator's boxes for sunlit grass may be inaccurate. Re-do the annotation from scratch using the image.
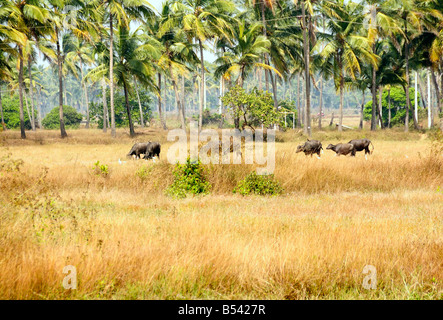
[0,126,442,299]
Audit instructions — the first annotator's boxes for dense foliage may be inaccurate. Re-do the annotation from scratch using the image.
[222,86,281,130]
[0,0,442,138]
[0,94,36,130]
[42,106,83,129]
[363,87,423,127]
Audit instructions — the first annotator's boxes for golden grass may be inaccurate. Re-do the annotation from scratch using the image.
[0,126,442,299]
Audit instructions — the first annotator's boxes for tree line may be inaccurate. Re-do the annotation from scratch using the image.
[1,0,443,139]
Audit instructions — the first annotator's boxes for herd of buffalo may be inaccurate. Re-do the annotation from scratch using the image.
[126,138,374,160]
[296,138,374,158]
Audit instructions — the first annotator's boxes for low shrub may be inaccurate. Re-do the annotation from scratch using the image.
[92,161,109,178]
[166,157,211,198]
[233,171,283,196]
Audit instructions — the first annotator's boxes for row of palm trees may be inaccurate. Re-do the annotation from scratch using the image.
[1,0,443,139]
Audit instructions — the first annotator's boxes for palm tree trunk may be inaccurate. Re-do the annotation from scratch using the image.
[18,52,26,138]
[359,90,365,129]
[404,30,410,132]
[27,59,35,131]
[297,72,301,128]
[80,61,90,129]
[427,71,432,129]
[0,85,5,131]
[388,88,391,128]
[134,78,144,128]
[24,94,31,124]
[269,69,279,114]
[431,68,441,114]
[158,73,167,130]
[219,76,224,129]
[260,2,270,93]
[301,0,311,137]
[36,86,42,129]
[109,13,116,137]
[123,83,135,137]
[370,5,377,131]
[56,29,67,138]
[319,75,323,129]
[63,78,67,106]
[181,74,185,121]
[102,78,108,132]
[338,67,344,132]
[170,66,186,129]
[198,39,205,131]
[378,85,384,129]
[404,23,417,131]
[414,71,419,125]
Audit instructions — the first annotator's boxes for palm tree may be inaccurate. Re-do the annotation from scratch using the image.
[170,0,235,131]
[99,0,154,137]
[66,37,94,128]
[114,25,157,136]
[2,0,47,138]
[214,20,281,129]
[362,0,403,130]
[157,2,201,130]
[389,0,430,131]
[320,0,378,132]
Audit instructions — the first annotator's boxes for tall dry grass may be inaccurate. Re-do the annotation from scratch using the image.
[0,127,442,299]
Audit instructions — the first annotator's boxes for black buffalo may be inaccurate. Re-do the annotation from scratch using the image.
[348,139,374,156]
[296,139,323,158]
[127,142,150,159]
[326,143,354,156]
[127,141,161,160]
[143,141,161,160]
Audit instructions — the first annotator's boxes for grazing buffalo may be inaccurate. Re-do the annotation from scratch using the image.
[127,142,150,159]
[326,143,354,156]
[296,139,323,158]
[143,141,161,160]
[348,139,374,157]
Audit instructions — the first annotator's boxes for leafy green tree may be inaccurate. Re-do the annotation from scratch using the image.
[42,105,82,129]
[222,85,280,131]
[364,86,419,127]
[0,93,36,129]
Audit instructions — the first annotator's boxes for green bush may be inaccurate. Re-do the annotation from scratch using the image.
[42,105,83,129]
[363,86,421,127]
[166,157,211,198]
[233,171,283,196]
[0,94,36,129]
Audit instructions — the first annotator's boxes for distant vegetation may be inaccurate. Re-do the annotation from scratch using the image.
[0,0,442,140]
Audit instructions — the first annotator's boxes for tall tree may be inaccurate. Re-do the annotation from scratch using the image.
[171,0,235,131]
[99,0,154,137]
[320,0,378,131]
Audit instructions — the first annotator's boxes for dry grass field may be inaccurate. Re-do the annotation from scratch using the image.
[0,123,442,299]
